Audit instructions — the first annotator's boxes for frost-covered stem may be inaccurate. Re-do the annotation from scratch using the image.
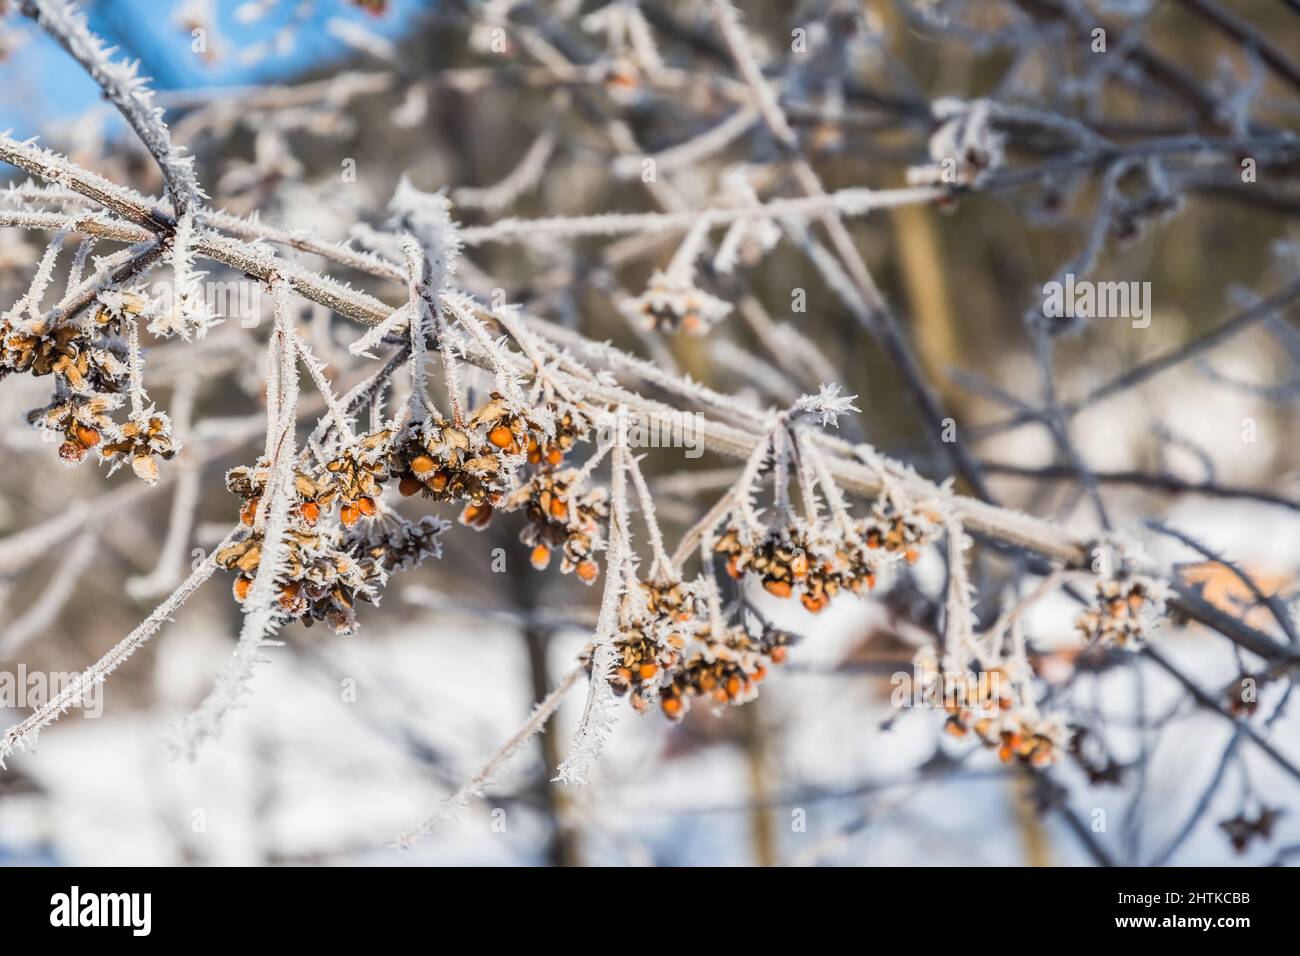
[402,238,434,422]
[404,237,465,424]
[54,239,165,327]
[4,232,64,325]
[566,438,613,494]
[801,431,856,539]
[396,665,584,848]
[984,569,1069,653]
[66,235,94,289]
[670,488,735,573]
[770,424,794,518]
[126,317,146,418]
[731,428,774,534]
[19,0,202,216]
[664,213,714,284]
[625,451,673,579]
[711,1,796,147]
[618,104,759,179]
[944,522,985,668]
[452,120,557,212]
[0,529,238,766]
[305,344,409,453]
[167,279,299,762]
[556,443,631,785]
[792,427,822,527]
[458,186,942,245]
[440,293,527,406]
[293,332,355,446]
[0,134,170,227]
[467,295,574,405]
[700,537,726,636]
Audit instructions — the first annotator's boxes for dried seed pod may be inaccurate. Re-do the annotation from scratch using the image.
[217,526,376,635]
[226,460,322,529]
[26,392,119,465]
[619,270,731,334]
[318,427,393,520]
[100,409,179,484]
[1075,575,1165,649]
[508,471,609,583]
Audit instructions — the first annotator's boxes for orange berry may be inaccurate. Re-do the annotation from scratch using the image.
[726,676,741,698]
[905,548,920,565]
[763,579,793,599]
[615,667,633,684]
[299,500,320,525]
[752,665,766,683]
[356,496,377,516]
[638,663,657,680]
[549,496,569,520]
[74,424,100,448]
[530,544,552,569]
[575,560,599,583]
[428,470,449,493]
[398,474,423,497]
[546,446,563,466]
[408,454,436,477]
[278,580,302,609]
[460,503,492,528]
[240,497,259,526]
[726,555,741,579]
[661,696,683,718]
[801,592,829,613]
[488,425,514,449]
[340,504,360,526]
[233,576,252,601]
[770,646,788,665]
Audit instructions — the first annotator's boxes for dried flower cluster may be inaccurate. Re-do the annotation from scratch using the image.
[1075,574,1166,649]
[619,269,732,335]
[4,285,178,481]
[716,491,940,615]
[582,576,798,721]
[915,652,1068,768]
[509,470,607,582]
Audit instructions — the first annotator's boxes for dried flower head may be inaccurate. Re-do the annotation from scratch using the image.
[619,269,732,335]
[101,408,179,483]
[507,469,608,583]
[1076,575,1165,649]
[26,391,118,464]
